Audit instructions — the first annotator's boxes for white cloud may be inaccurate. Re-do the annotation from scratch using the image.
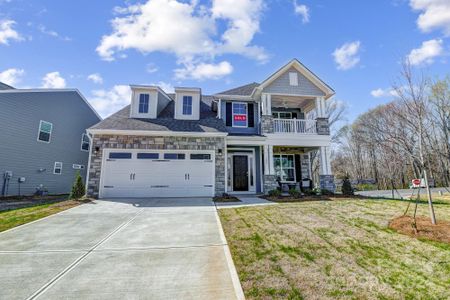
[410,0,450,35]
[293,1,310,23]
[146,63,158,73]
[151,81,174,93]
[370,88,398,98]
[89,85,131,118]
[0,19,22,45]
[97,0,266,79]
[87,73,103,84]
[0,68,24,86]
[41,72,66,88]
[332,41,361,70]
[37,24,71,41]
[174,61,233,80]
[407,38,443,65]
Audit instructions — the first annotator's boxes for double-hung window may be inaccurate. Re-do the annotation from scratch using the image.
[274,154,296,182]
[81,133,90,151]
[139,94,149,113]
[232,102,248,127]
[38,120,53,143]
[182,96,193,115]
[273,112,292,119]
[54,162,63,175]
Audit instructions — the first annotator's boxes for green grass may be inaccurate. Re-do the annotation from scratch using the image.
[219,198,450,299]
[0,200,82,232]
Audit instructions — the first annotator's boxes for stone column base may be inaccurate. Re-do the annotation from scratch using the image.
[263,174,278,193]
[319,175,335,192]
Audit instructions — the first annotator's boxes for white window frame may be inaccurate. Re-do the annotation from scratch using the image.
[138,93,150,114]
[182,95,193,115]
[289,72,298,86]
[273,111,293,119]
[273,154,296,183]
[232,102,248,128]
[37,120,53,143]
[81,133,90,152]
[53,162,63,175]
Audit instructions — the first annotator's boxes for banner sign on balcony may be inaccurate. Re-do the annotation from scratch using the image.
[234,115,247,121]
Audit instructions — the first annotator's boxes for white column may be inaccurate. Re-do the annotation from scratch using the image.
[217,98,222,119]
[263,144,270,175]
[261,94,266,115]
[267,93,272,115]
[319,146,332,175]
[268,144,275,175]
[315,96,326,118]
[224,145,228,193]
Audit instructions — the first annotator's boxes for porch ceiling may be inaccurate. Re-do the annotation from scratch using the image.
[273,146,318,154]
[271,95,315,111]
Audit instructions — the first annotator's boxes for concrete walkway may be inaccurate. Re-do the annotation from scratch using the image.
[0,198,244,300]
[215,195,276,209]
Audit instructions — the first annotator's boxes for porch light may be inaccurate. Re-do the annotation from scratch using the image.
[94,147,100,155]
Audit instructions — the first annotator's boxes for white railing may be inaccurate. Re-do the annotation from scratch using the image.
[273,119,317,134]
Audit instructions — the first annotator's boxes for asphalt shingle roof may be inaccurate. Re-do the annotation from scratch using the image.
[0,82,14,90]
[90,95,227,133]
[215,82,259,96]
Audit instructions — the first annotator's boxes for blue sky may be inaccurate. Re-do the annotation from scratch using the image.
[0,0,449,120]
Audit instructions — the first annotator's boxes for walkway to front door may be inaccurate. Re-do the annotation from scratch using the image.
[0,198,244,299]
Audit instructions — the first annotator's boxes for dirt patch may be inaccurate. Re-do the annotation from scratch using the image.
[389,215,450,244]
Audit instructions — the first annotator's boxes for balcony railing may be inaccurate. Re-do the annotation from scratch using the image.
[273,119,317,134]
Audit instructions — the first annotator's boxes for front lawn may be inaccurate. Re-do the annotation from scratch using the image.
[219,198,450,299]
[0,199,85,232]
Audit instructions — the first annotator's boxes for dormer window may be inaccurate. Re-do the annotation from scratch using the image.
[182,96,193,115]
[139,94,149,113]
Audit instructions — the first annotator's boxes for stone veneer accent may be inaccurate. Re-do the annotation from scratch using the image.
[316,118,330,135]
[319,175,335,192]
[87,135,226,198]
[263,174,278,193]
[261,115,274,134]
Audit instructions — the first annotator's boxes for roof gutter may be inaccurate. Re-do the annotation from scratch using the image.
[87,129,228,137]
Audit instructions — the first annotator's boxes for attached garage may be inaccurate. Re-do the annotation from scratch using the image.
[99,149,215,198]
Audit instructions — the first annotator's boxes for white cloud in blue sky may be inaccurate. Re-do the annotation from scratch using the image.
[410,0,450,36]
[0,68,24,86]
[0,19,22,45]
[293,1,310,24]
[332,41,361,70]
[407,38,444,65]
[41,71,66,88]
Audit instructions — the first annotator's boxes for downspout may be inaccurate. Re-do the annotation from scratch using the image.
[85,132,94,197]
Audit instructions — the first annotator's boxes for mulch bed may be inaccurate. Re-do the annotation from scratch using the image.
[261,195,333,202]
[389,215,450,244]
[213,195,241,202]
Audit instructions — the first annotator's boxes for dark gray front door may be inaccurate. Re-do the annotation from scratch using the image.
[233,155,248,191]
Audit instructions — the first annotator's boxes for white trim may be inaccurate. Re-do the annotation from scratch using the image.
[226,136,266,146]
[37,120,53,143]
[266,134,331,147]
[137,93,150,114]
[72,164,85,170]
[85,133,93,196]
[182,95,193,115]
[81,133,90,152]
[53,162,63,175]
[130,85,173,103]
[87,129,228,137]
[213,94,253,101]
[272,111,293,119]
[227,149,256,193]
[231,102,248,128]
[273,154,296,183]
[174,86,201,93]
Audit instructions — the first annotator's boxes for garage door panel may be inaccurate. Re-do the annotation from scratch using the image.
[100,150,215,198]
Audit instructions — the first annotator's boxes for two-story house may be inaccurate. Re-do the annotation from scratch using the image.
[0,84,101,196]
[86,59,335,198]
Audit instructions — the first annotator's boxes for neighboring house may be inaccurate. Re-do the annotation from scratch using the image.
[86,59,335,198]
[0,84,101,196]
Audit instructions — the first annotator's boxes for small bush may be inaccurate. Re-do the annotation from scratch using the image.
[69,171,85,199]
[268,189,281,197]
[288,188,301,198]
[341,177,354,195]
[321,189,335,196]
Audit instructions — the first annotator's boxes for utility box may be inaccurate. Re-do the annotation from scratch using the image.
[18,177,26,183]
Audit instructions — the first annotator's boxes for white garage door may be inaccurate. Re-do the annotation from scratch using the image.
[100,150,215,198]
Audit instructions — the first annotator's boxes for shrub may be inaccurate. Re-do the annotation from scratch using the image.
[341,177,354,195]
[268,189,281,197]
[69,171,85,199]
[288,188,301,198]
[321,189,335,196]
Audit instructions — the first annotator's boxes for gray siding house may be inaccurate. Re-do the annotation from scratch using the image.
[86,59,335,199]
[0,85,101,196]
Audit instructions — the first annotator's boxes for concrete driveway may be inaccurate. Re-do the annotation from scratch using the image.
[0,198,244,300]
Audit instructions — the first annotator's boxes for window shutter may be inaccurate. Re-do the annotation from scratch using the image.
[248,103,254,127]
[295,154,301,182]
[226,102,232,126]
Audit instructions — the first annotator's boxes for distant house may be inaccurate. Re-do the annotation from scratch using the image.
[0,83,101,196]
[86,59,335,198]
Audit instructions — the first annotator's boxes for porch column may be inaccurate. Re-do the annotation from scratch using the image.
[319,146,335,192]
[263,144,277,193]
[261,93,272,115]
[315,96,326,118]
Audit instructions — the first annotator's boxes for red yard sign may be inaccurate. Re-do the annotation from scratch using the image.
[234,115,247,121]
[412,179,421,185]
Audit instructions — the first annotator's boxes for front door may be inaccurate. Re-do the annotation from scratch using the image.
[233,155,249,191]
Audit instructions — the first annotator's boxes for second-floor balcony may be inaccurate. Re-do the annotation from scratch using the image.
[273,118,317,134]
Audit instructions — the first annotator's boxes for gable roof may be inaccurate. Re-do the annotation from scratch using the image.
[89,95,227,134]
[255,59,335,99]
[0,82,14,90]
[215,82,259,97]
